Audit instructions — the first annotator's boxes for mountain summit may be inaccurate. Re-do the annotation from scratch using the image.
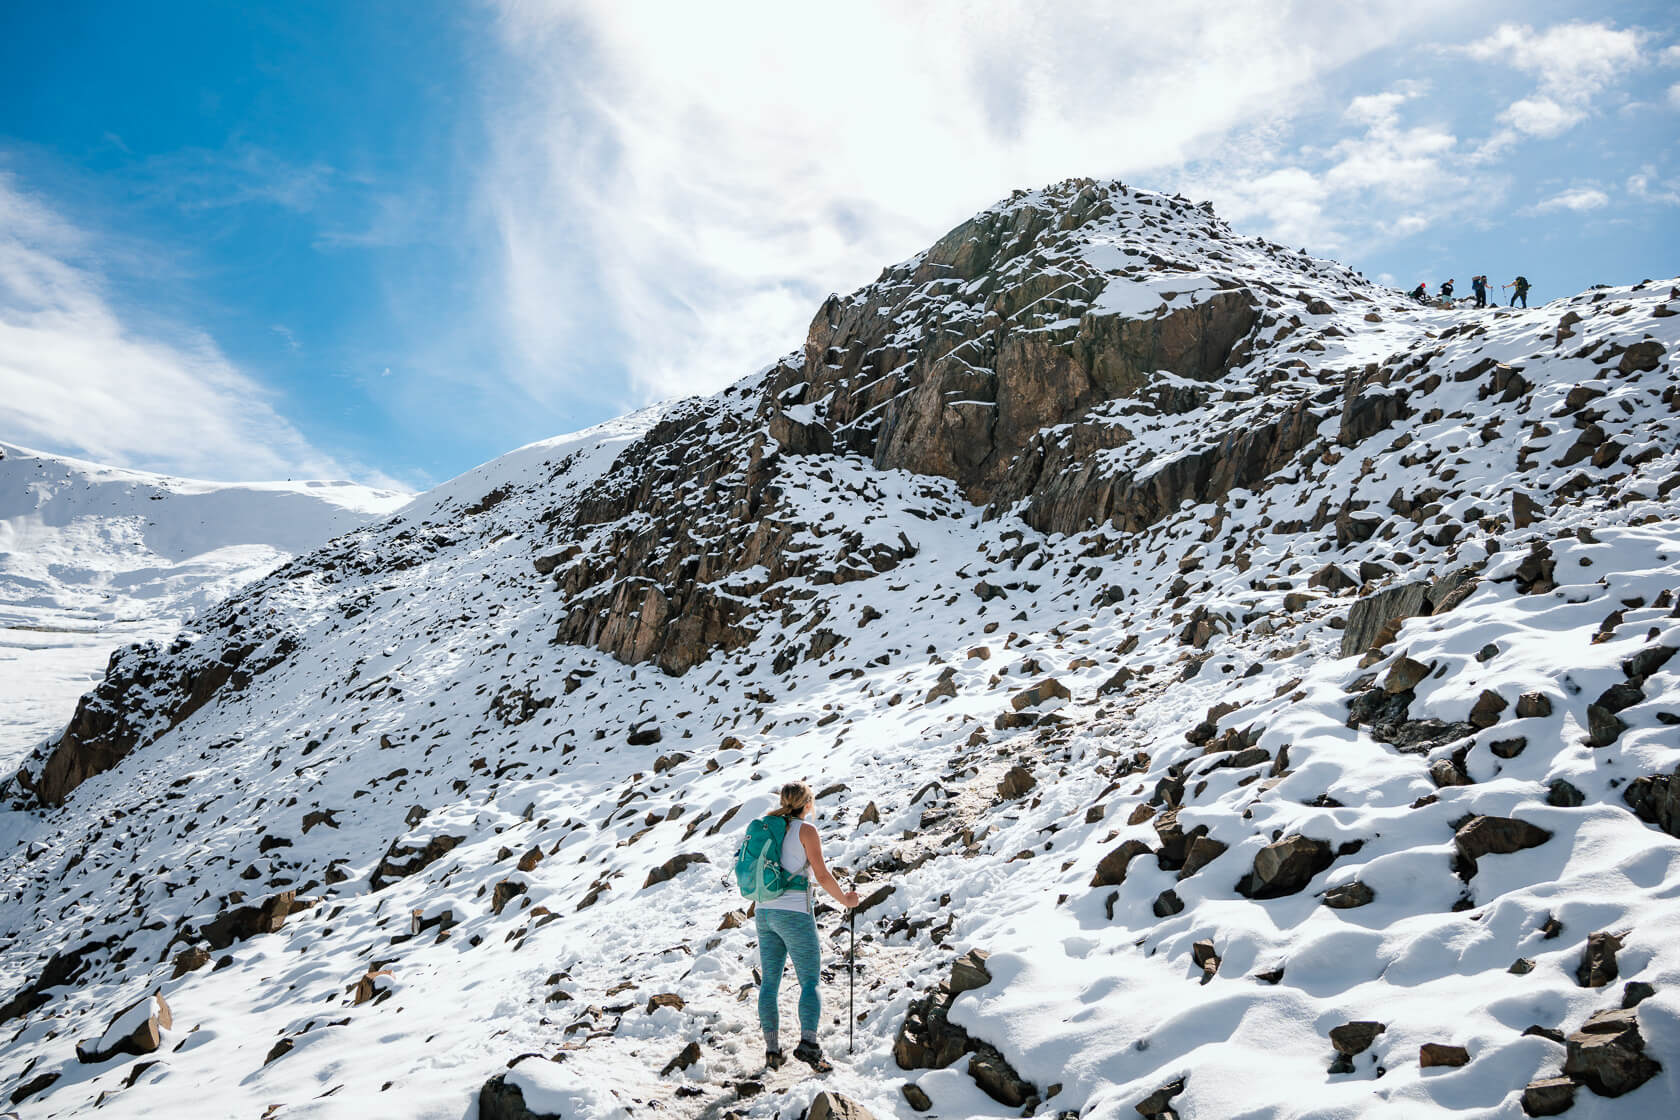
[3,180,1678,1118]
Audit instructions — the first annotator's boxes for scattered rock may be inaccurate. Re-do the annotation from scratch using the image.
[1330,1020,1386,1055]
[1520,1077,1577,1116]
[806,1090,876,1120]
[1515,692,1553,719]
[76,990,172,1063]
[1091,840,1152,888]
[171,946,212,979]
[1239,835,1335,898]
[900,1082,933,1111]
[1576,931,1623,988]
[661,1041,701,1076]
[948,949,992,997]
[996,765,1036,799]
[1467,689,1508,729]
[1323,881,1375,909]
[1562,1007,1662,1096]
[1547,779,1585,808]
[1419,1043,1469,1068]
[1010,678,1070,711]
[480,1069,558,1120]
[1489,737,1527,759]
[1623,767,1680,837]
[371,834,465,891]
[1453,815,1551,875]
[1134,1075,1186,1118]
[643,852,708,889]
[1383,657,1432,694]
[1622,981,1655,1009]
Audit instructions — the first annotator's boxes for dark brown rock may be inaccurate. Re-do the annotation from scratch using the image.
[661,1040,701,1075]
[480,1068,560,1120]
[1563,1007,1662,1096]
[1091,839,1152,888]
[1239,835,1335,898]
[1323,881,1376,909]
[1520,1077,1576,1116]
[1453,815,1551,873]
[1515,692,1553,719]
[1623,768,1680,838]
[1134,1075,1186,1117]
[643,852,708,889]
[949,949,992,997]
[1467,689,1508,729]
[901,1082,933,1111]
[371,834,465,891]
[1576,931,1623,988]
[1010,678,1070,711]
[76,990,173,1064]
[1329,1020,1386,1055]
[996,765,1036,799]
[1419,1043,1469,1068]
[1383,657,1432,694]
[806,1090,876,1120]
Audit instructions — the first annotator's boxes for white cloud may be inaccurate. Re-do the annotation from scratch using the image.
[1534,186,1610,212]
[480,0,1459,404]
[1670,80,1680,109]
[1628,167,1680,205]
[0,173,373,484]
[1499,95,1587,137]
[1464,21,1646,142]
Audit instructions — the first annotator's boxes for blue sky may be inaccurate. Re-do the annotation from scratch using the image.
[1,1,1676,490]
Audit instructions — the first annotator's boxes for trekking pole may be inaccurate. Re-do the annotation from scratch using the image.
[848,904,856,1054]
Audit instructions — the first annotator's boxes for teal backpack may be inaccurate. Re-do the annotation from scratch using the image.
[734,814,810,901]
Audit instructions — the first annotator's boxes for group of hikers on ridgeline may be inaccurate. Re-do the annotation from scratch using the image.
[1409,274,1530,308]
[734,780,860,1075]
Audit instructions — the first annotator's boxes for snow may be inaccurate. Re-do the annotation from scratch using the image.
[0,441,405,771]
[1,184,1677,1119]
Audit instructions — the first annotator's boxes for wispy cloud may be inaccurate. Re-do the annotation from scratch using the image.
[1533,186,1610,213]
[1462,22,1648,152]
[0,172,388,485]
[478,0,1460,405]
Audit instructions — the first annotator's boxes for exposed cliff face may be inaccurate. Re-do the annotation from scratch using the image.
[4,181,1680,1120]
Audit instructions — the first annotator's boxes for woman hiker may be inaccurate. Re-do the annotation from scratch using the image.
[755,781,859,1073]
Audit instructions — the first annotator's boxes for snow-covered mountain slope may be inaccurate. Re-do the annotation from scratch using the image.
[0,442,407,771]
[2,180,1679,1120]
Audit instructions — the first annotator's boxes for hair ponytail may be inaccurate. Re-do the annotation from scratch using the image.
[770,781,813,819]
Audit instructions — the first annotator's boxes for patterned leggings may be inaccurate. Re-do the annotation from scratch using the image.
[756,907,821,1035]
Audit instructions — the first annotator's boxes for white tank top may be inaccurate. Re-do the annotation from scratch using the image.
[759,817,813,913]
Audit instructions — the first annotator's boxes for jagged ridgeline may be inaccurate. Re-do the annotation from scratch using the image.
[3,179,1679,1119]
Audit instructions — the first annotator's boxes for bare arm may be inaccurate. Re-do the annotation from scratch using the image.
[800,822,859,908]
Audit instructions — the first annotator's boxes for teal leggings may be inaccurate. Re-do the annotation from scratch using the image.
[757,908,820,1036]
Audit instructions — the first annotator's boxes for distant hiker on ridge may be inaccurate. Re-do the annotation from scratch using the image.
[734,781,859,1074]
[1439,278,1454,303]
[1409,282,1428,303]
[1504,275,1531,308]
[1471,275,1489,308]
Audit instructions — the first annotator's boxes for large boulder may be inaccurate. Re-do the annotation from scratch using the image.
[76,990,172,1063]
[1452,815,1551,875]
[1624,768,1680,838]
[1562,1007,1662,1097]
[1238,835,1334,898]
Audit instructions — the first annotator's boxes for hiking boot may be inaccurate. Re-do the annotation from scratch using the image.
[793,1040,832,1073]
[764,1049,786,1071]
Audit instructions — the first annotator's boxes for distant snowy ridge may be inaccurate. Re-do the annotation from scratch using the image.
[1,181,1678,1120]
[0,441,407,769]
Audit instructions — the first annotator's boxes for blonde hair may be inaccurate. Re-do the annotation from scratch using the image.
[769,781,813,819]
